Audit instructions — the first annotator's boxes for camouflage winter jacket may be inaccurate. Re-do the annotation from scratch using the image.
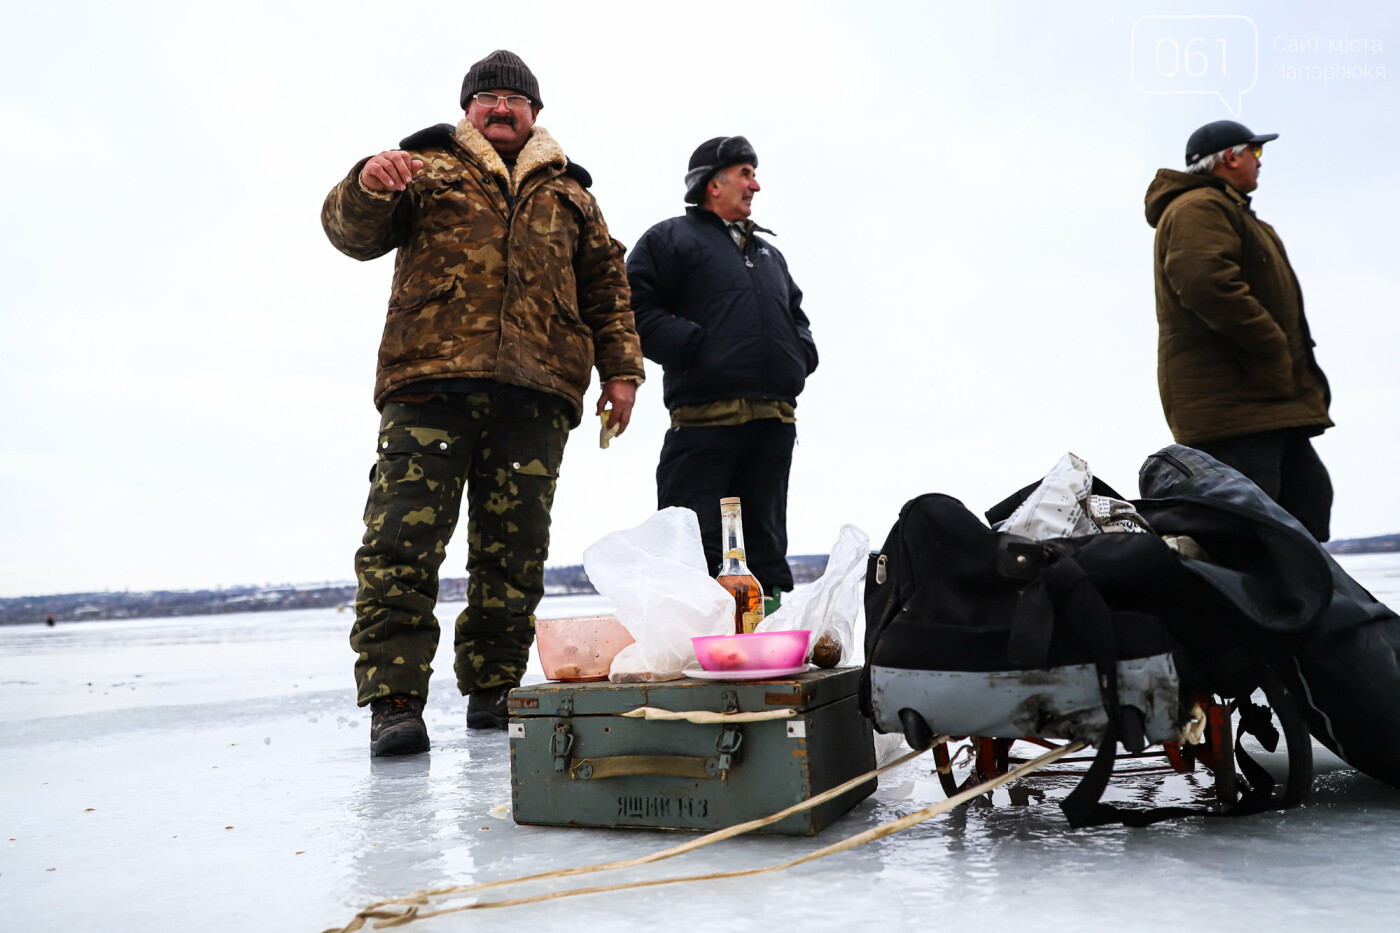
[1144,170,1331,445]
[322,121,644,420]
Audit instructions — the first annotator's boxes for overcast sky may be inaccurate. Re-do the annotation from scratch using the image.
[2,1,1395,597]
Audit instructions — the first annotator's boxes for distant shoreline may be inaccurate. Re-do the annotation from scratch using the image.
[5,537,1396,625]
[0,556,833,626]
[1320,533,1400,555]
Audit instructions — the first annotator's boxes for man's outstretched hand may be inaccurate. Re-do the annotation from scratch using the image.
[596,379,637,437]
[360,150,424,192]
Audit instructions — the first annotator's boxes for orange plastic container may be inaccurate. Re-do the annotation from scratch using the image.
[535,615,636,682]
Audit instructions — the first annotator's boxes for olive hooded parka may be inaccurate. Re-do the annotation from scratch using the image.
[1144,169,1331,445]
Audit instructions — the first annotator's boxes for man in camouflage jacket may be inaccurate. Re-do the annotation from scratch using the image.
[1145,120,1332,541]
[322,50,644,755]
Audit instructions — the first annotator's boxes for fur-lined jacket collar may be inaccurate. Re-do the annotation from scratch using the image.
[397,121,593,191]
[454,119,564,196]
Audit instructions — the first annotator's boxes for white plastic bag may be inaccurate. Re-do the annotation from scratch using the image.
[582,508,734,682]
[994,452,1151,539]
[755,524,868,667]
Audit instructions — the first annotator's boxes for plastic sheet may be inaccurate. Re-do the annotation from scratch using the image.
[582,507,734,682]
[756,524,868,667]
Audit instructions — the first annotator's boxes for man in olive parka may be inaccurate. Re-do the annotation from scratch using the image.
[1145,120,1333,541]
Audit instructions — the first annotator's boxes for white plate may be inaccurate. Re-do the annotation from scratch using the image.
[687,663,810,681]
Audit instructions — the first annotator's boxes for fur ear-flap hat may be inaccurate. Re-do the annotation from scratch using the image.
[683,135,757,204]
[460,50,542,110]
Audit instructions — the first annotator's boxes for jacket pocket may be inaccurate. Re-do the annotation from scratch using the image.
[1237,353,1295,399]
[388,274,456,313]
[379,277,457,368]
[531,186,586,265]
[551,285,583,326]
[542,287,593,389]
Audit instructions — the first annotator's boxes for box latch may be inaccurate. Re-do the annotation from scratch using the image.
[551,722,575,772]
[707,724,744,778]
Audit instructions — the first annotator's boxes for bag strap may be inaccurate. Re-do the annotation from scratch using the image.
[1059,665,1313,827]
[1001,535,1055,668]
[1225,663,1314,815]
[1000,541,1143,752]
[1060,716,1207,828]
[1016,550,1315,827]
[996,541,1169,828]
[1034,551,1189,828]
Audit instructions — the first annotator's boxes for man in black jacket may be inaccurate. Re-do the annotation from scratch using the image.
[626,136,818,604]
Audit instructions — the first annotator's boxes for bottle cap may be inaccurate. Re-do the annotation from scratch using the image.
[719,497,740,505]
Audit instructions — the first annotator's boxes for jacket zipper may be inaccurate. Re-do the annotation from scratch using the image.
[500,170,541,294]
[733,231,753,268]
[499,165,560,307]
[741,233,772,377]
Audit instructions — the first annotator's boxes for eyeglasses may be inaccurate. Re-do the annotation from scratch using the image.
[472,92,533,110]
[1251,145,1264,159]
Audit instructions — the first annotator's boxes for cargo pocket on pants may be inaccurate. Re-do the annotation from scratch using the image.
[474,411,569,564]
[363,425,461,531]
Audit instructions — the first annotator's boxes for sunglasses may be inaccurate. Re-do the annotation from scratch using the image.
[1251,145,1264,159]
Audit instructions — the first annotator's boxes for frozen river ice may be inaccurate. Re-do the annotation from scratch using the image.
[5,556,1400,932]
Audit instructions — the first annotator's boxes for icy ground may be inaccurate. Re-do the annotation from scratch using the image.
[5,556,1400,932]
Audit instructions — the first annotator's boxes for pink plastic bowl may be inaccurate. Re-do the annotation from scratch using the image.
[691,630,812,672]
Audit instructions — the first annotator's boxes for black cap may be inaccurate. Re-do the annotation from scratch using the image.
[460,50,541,110]
[1185,120,1278,167]
[683,136,758,204]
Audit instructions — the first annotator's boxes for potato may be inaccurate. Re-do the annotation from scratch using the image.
[812,633,842,669]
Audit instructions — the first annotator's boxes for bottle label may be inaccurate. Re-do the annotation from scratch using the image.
[741,610,763,634]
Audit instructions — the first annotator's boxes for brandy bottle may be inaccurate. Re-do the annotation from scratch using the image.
[716,497,765,634]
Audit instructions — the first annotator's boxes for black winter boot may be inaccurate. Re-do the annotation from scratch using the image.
[370,695,429,756]
[466,684,513,731]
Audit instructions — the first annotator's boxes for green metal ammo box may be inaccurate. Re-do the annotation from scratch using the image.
[508,667,876,835]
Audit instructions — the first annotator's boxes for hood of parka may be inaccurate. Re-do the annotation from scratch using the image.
[1144,169,1239,227]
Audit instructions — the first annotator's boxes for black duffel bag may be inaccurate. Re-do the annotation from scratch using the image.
[863,451,1332,827]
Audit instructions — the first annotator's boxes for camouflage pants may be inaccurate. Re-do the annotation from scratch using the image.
[350,388,571,706]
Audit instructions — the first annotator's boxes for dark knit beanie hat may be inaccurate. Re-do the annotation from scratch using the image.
[460,50,542,110]
[683,135,758,204]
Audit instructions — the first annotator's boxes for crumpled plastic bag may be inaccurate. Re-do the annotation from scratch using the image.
[994,451,1152,540]
[873,732,907,766]
[582,507,734,682]
[755,524,868,667]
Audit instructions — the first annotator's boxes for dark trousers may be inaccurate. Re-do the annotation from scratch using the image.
[350,388,571,706]
[656,419,796,592]
[1193,428,1333,541]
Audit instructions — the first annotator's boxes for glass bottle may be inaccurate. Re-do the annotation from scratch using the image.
[716,497,765,634]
